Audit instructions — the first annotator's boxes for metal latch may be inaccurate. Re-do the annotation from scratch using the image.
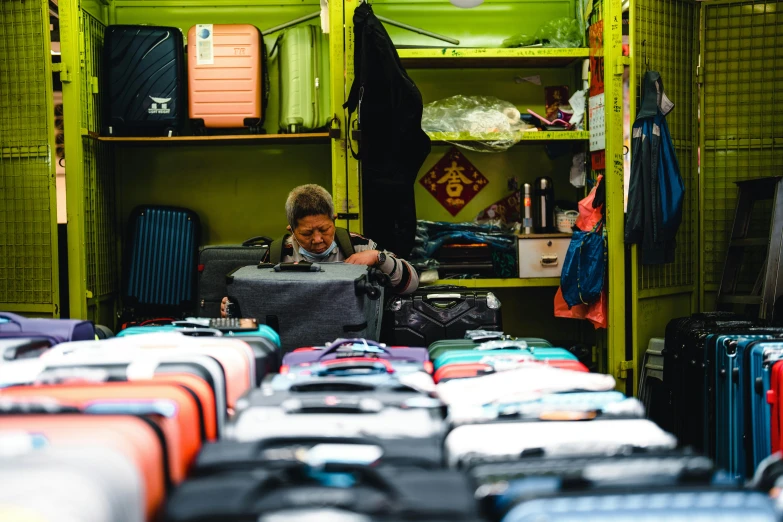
[614,56,631,75]
[619,360,635,378]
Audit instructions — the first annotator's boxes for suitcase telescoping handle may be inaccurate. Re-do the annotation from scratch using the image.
[242,236,273,247]
[317,357,395,375]
[319,338,391,359]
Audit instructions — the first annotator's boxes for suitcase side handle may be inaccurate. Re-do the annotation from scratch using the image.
[320,338,391,359]
[274,262,322,272]
[1,337,55,361]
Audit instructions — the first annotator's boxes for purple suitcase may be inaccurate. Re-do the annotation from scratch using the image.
[0,312,95,344]
[281,338,429,368]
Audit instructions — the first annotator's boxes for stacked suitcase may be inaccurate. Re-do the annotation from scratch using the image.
[4,315,782,522]
[102,22,329,137]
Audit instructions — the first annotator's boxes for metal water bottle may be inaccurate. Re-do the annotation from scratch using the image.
[533,177,555,233]
[522,183,533,235]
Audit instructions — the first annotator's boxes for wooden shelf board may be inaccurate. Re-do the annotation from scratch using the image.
[398,47,590,68]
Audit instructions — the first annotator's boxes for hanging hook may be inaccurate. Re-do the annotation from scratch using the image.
[641,39,650,67]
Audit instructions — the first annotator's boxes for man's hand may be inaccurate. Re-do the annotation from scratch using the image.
[345,249,379,266]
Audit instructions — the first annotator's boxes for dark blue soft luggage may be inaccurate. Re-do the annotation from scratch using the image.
[0,312,95,346]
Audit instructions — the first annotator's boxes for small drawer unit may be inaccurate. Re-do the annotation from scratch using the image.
[517,233,572,279]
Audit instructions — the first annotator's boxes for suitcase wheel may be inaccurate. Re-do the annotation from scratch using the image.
[190,119,207,136]
[164,127,179,138]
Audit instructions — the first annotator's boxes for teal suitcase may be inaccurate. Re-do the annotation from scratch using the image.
[434,347,576,371]
[428,338,553,361]
[278,25,331,133]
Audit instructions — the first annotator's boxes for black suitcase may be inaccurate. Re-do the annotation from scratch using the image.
[197,237,272,318]
[661,312,754,451]
[382,285,502,347]
[164,463,479,522]
[122,206,201,320]
[103,25,184,136]
[192,435,444,477]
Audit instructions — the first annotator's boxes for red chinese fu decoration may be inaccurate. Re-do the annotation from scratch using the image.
[419,147,489,216]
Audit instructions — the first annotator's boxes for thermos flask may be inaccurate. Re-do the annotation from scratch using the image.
[533,177,555,233]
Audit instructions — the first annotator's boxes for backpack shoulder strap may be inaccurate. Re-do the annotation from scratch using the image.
[334,228,355,258]
[269,233,291,264]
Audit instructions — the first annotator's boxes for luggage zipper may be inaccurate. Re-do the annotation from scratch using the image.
[312,26,319,129]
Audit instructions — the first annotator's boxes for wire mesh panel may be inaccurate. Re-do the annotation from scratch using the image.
[702,0,783,288]
[0,0,56,309]
[634,0,699,292]
[81,11,118,308]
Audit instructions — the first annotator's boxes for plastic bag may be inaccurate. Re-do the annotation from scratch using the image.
[576,175,604,231]
[421,95,536,152]
[554,286,607,329]
[503,17,584,49]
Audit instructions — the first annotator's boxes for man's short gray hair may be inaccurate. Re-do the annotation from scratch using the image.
[285,184,335,228]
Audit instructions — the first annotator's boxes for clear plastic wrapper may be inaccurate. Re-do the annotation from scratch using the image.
[421,95,536,152]
[503,18,584,49]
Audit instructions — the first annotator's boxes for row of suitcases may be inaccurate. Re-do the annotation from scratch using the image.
[3,314,783,520]
[647,312,783,481]
[104,22,330,136]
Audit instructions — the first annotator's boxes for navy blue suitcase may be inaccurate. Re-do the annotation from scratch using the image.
[123,206,201,318]
[103,25,185,136]
[713,335,783,479]
[749,341,783,470]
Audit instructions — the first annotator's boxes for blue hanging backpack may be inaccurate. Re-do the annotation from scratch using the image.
[560,220,607,308]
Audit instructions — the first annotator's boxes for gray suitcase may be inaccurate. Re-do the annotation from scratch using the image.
[197,237,271,317]
[0,445,144,522]
[227,262,385,352]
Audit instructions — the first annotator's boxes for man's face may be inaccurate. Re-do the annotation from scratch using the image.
[291,214,336,254]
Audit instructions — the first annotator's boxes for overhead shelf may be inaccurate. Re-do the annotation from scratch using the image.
[88,132,331,145]
[425,278,561,289]
[397,47,590,68]
[427,130,590,145]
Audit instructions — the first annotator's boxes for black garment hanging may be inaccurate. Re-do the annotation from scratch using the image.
[344,1,431,257]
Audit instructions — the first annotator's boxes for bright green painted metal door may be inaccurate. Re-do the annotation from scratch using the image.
[700,0,783,311]
[0,0,60,316]
[630,0,699,391]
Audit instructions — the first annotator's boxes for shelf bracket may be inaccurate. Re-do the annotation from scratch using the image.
[614,56,630,75]
[619,359,635,378]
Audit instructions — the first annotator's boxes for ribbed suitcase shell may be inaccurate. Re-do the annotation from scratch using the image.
[187,24,265,129]
[500,490,776,522]
[433,347,577,371]
[445,419,678,469]
[278,25,331,132]
[748,341,783,470]
[428,337,553,361]
[103,25,184,135]
[434,359,588,383]
[0,415,168,521]
[125,206,200,313]
[1,382,205,483]
[0,446,145,522]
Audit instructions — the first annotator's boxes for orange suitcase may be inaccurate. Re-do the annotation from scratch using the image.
[1,382,203,481]
[433,359,589,383]
[187,24,267,132]
[0,414,167,521]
